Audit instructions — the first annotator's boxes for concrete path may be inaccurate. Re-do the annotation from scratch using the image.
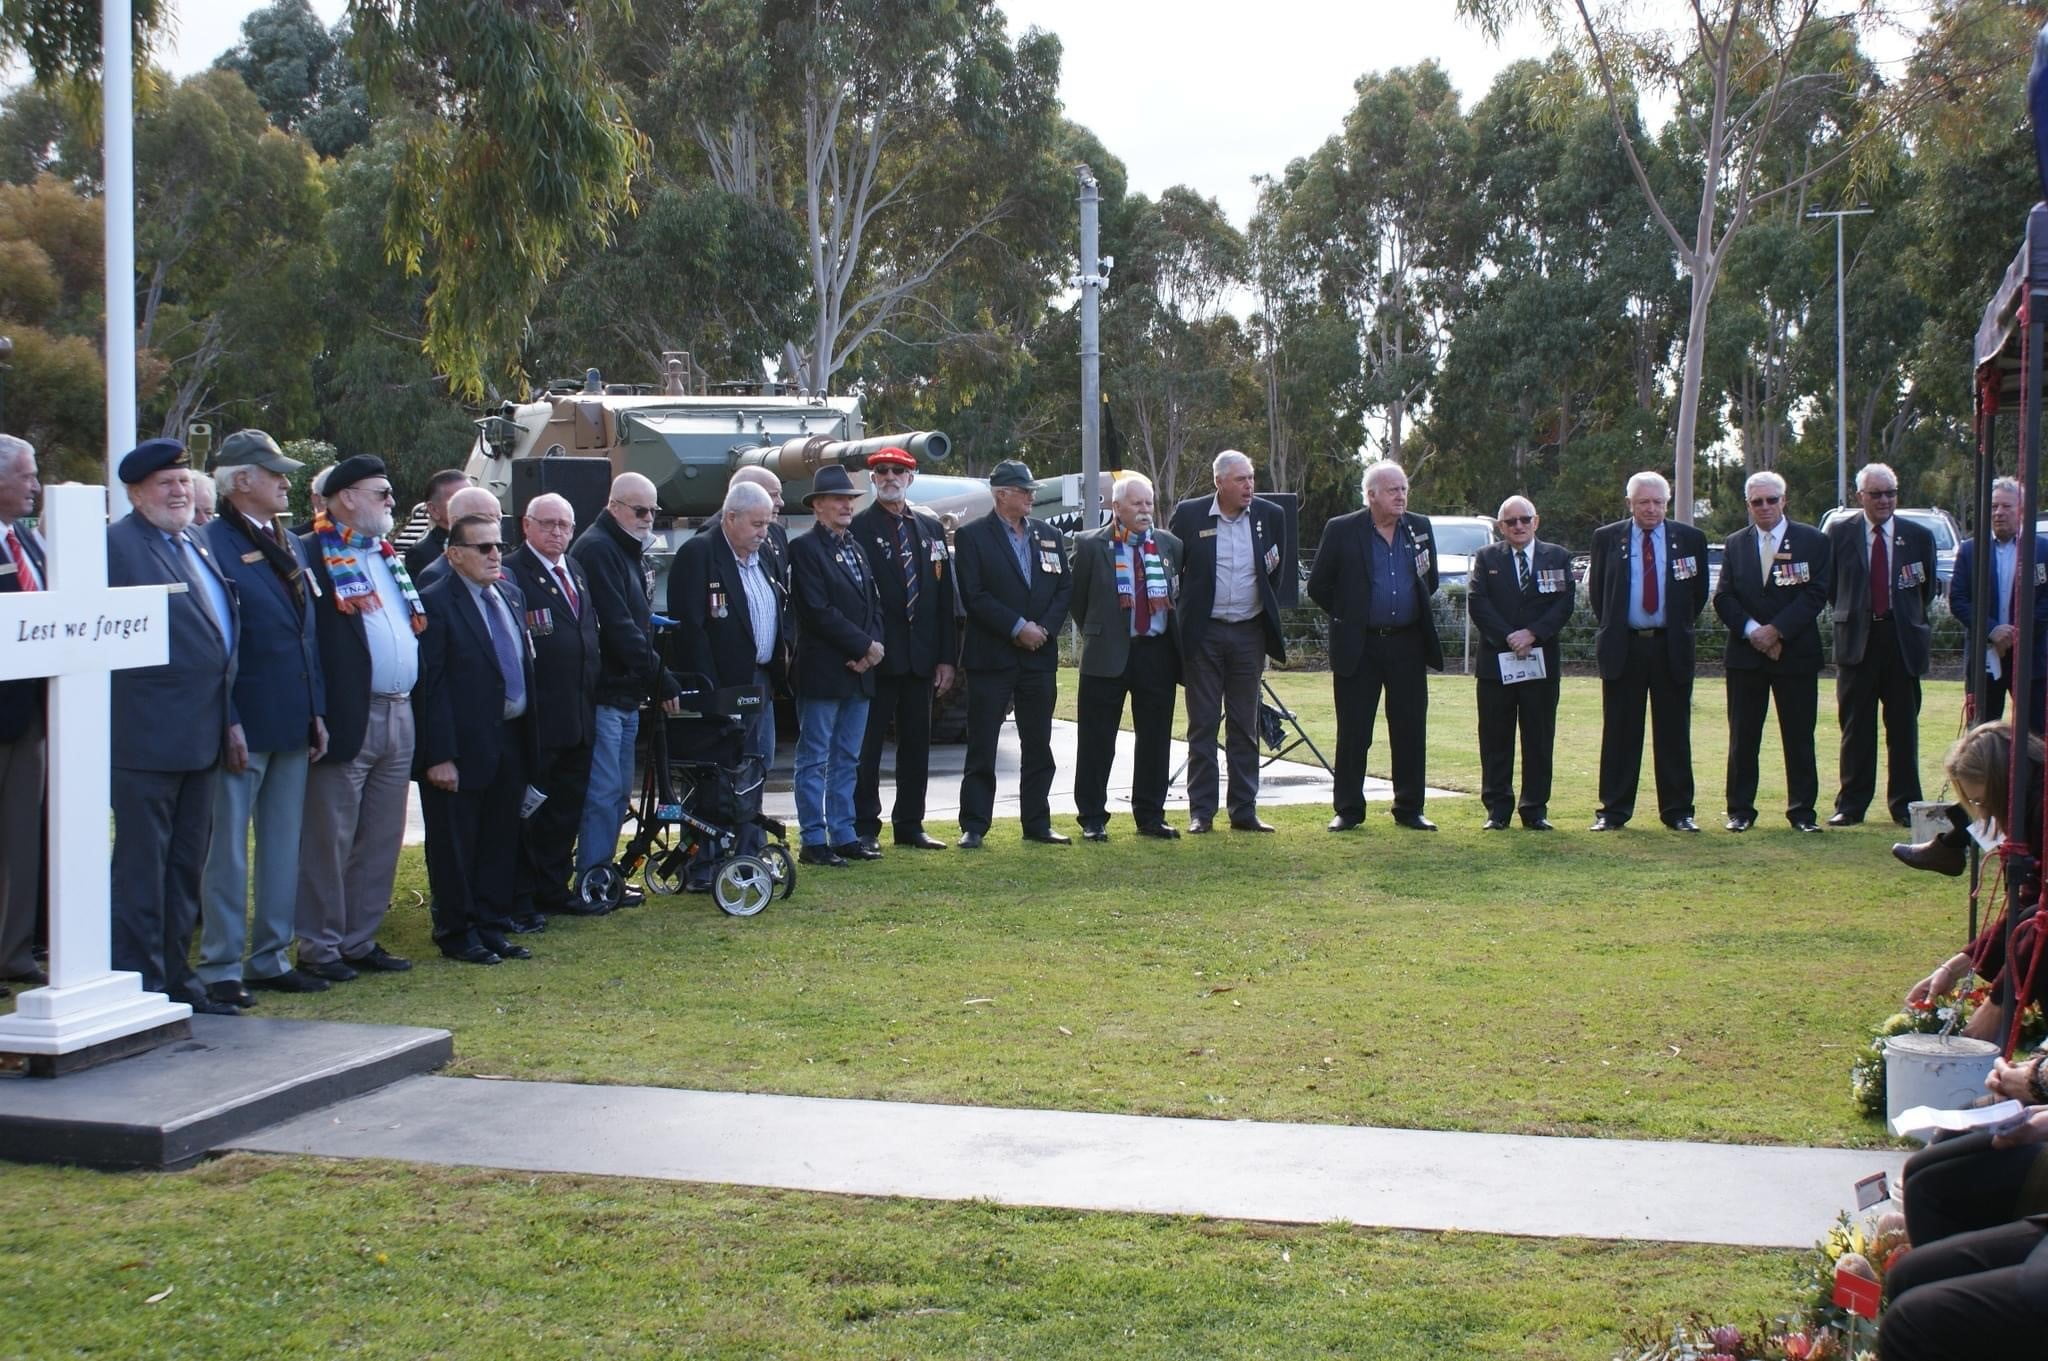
[230,1078,1899,1248]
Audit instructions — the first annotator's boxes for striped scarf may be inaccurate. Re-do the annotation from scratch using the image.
[1111,526,1170,613]
[314,510,426,634]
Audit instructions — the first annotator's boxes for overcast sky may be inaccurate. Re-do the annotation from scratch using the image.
[168,0,1556,230]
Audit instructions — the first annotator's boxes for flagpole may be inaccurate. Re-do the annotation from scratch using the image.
[104,0,135,482]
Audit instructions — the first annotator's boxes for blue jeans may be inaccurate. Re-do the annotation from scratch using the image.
[578,703,640,872]
[794,695,868,848]
[199,746,310,983]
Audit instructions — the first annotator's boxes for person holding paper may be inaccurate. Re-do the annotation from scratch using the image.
[1713,471,1832,833]
[1950,477,2048,728]
[1308,461,1444,832]
[1466,496,1574,831]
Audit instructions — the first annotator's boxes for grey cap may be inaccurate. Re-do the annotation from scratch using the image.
[214,429,302,474]
[988,459,1038,490]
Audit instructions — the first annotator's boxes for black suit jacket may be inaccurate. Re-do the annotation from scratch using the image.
[106,513,238,771]
[1466,539,1576,682]
[1587,518,1712,680]
[1307,508,1445,676]
[502,546,599,750]
[1167,494,1289,662]
[1828,513,1938,674]
[789,525,884,700]
[851,501,960,678]
[0,521,46,743]
[411,574,538,790]
[1713,520,1832,674]
[954,510,1072,673]
[666,525,790,691]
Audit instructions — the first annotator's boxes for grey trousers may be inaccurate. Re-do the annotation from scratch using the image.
[0,714,43,978]
[296,695,414,966]
[111,764,220,1002]
[1183,617,1266,823]
[199,746,310,984]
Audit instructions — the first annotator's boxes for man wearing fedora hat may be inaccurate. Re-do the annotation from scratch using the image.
[788,464,886,866]
[954,458,1073,848]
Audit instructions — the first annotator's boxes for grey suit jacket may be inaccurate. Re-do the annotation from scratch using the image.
[106,511,237,771]
[1070,524,1183,678]
[1827,513,1937,674]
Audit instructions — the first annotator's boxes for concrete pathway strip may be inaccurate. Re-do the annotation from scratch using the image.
[229,1077,1900,1248]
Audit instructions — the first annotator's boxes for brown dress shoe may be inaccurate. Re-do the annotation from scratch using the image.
[1892,836,1967,877]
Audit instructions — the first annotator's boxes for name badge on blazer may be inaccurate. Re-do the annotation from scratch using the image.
[2036,562,2046,586]
[1672,555,1699,580]
[0,561,14,576]
[1199,527,1218,539]
[240,550,265,564]
[1536,568,1566,593]
[1898,560,1926,589]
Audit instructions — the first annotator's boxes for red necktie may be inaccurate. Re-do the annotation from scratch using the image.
[6,527,36,591]
[555,564,579,616]
[1870,526,1890,616]
[1132,538,1152,634]
[1640,527,1657,614]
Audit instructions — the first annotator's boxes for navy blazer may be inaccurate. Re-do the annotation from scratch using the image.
[1827,513,1938,674]
[1306,508,1445,676]
[502,545,600,751]
[1587,517,1712,680]
[1951,533,2048,682]
[1465,538,1576,683]
[851,501,961,678]
[953,510,1072,673]
[1713,520,1832,675]
[0,520,45,744]
[106,512,237,772]
[788,525,884,700]
[665,525,790,691]
[411,573,538,791]
[202,514,325,752]
[1167,494,1289,663]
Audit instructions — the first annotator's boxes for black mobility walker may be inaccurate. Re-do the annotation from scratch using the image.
[575,680,794,916]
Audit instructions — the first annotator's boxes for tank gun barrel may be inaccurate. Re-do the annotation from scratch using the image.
[733,431,950,481]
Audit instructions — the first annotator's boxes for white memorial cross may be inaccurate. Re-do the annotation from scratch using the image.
[0,481,190,1063]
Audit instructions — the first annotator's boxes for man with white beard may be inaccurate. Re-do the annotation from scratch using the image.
[106,439,239,1012]
[295,455,425,982]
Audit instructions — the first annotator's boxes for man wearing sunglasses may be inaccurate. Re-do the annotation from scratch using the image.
[1467,496,1575,831]
[1827,462,1938,827]
[1714,471,1831,833]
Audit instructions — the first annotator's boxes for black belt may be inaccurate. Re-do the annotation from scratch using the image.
[1632,627,1665,637]
[1365,623,1416,636]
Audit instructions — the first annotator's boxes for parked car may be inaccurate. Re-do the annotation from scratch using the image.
[1817,505,1961,590]
[1424,515,1499,592]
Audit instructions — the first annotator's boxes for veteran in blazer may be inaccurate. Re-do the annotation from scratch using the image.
[954,459,1073,847]
[1070,473,1183,841]
[0,435,46,996]
[1587,470,1712,831]
[1828,461,1939,827]
[107,439,240,1012]
[1713,472,1832,833]
[1465,496,1576,831]
[1308,461,1444,831]
[728,466,793,591]
[851,446,960,853]
[1950,476,2048,729]
[1168,450,1290,834]
[504,493,602,915]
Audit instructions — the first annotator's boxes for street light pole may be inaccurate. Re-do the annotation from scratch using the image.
[1076,165,1106,530]
[1806,206,1873,507]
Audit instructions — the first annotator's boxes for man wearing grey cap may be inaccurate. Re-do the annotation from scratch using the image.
[196,431,331,1004]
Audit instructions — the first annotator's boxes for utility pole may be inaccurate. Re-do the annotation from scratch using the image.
[1077,166,1107,529]
[1806,206,1873,507]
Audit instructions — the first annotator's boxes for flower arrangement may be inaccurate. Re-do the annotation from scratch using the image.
[1848,993,2044,1120]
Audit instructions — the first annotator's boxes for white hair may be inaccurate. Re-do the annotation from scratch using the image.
[0,435,33,472]
[217,464,270,497]
[1212,449,1253,482]
[309,465,334,496]
[1993,476,2022,501]
[1363,461,1407,496]
[1496,494,1534,520]
[1743,470,1786,501]
[1854,462,1898,494]
[523,492,575,524]
[1625,470,1671,502]
[729,466,778,492]
[446,486,500,521]
[723,481,773,516]
[1111,473,1154,504]
[187,471,216,505]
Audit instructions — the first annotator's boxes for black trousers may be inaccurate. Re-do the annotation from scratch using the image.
[1724,665,1820,824]
[420,727,524,951]
[1837,619,1922,823]
[1879,1215,2048,1360]
[1597,632,1695,825]
[1902,1130,2048,1247]
[1332,625,1430,821]
[855,670,936,841]
[1476,673,1559,823]
[1073,635,1178,830]
[517,740,592,913]
[1976,670,2048,731]
[960,666,1056,837]
[110,764,219,1003]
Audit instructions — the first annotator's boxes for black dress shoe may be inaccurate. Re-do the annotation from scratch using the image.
[1482,818,1509,831]
[1826,811,1862,827]
[441,944,501,966]
[1230,818,1276,833]
[1590,816,1624,832]
[1893,837,1967,877]
[1522,817,1555,831]
[1136,823,1181,840]
[1668,816,1701,833]
[299,958,358,983]
[1024,830,1072,845]
[1080,826,1109,842]
[343,944,412,973]
[1893,812,1914,829]
[1327,815,1363,832]
[858,836,882,855]
[894,832,949,850]
[1186,818,1214,834]
[957,830,985,849]
[1725,816,1754,833]
[1392,814,1437,831]
[478,933,532,960]
[247,969,330,994]
[508,915,548,934]
[832,841,885,861]
[800,844,849,867]
[1793,820,1824,834]
[3,966,49,986]
[189,996,242,1016]
[207,980,256,1008]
